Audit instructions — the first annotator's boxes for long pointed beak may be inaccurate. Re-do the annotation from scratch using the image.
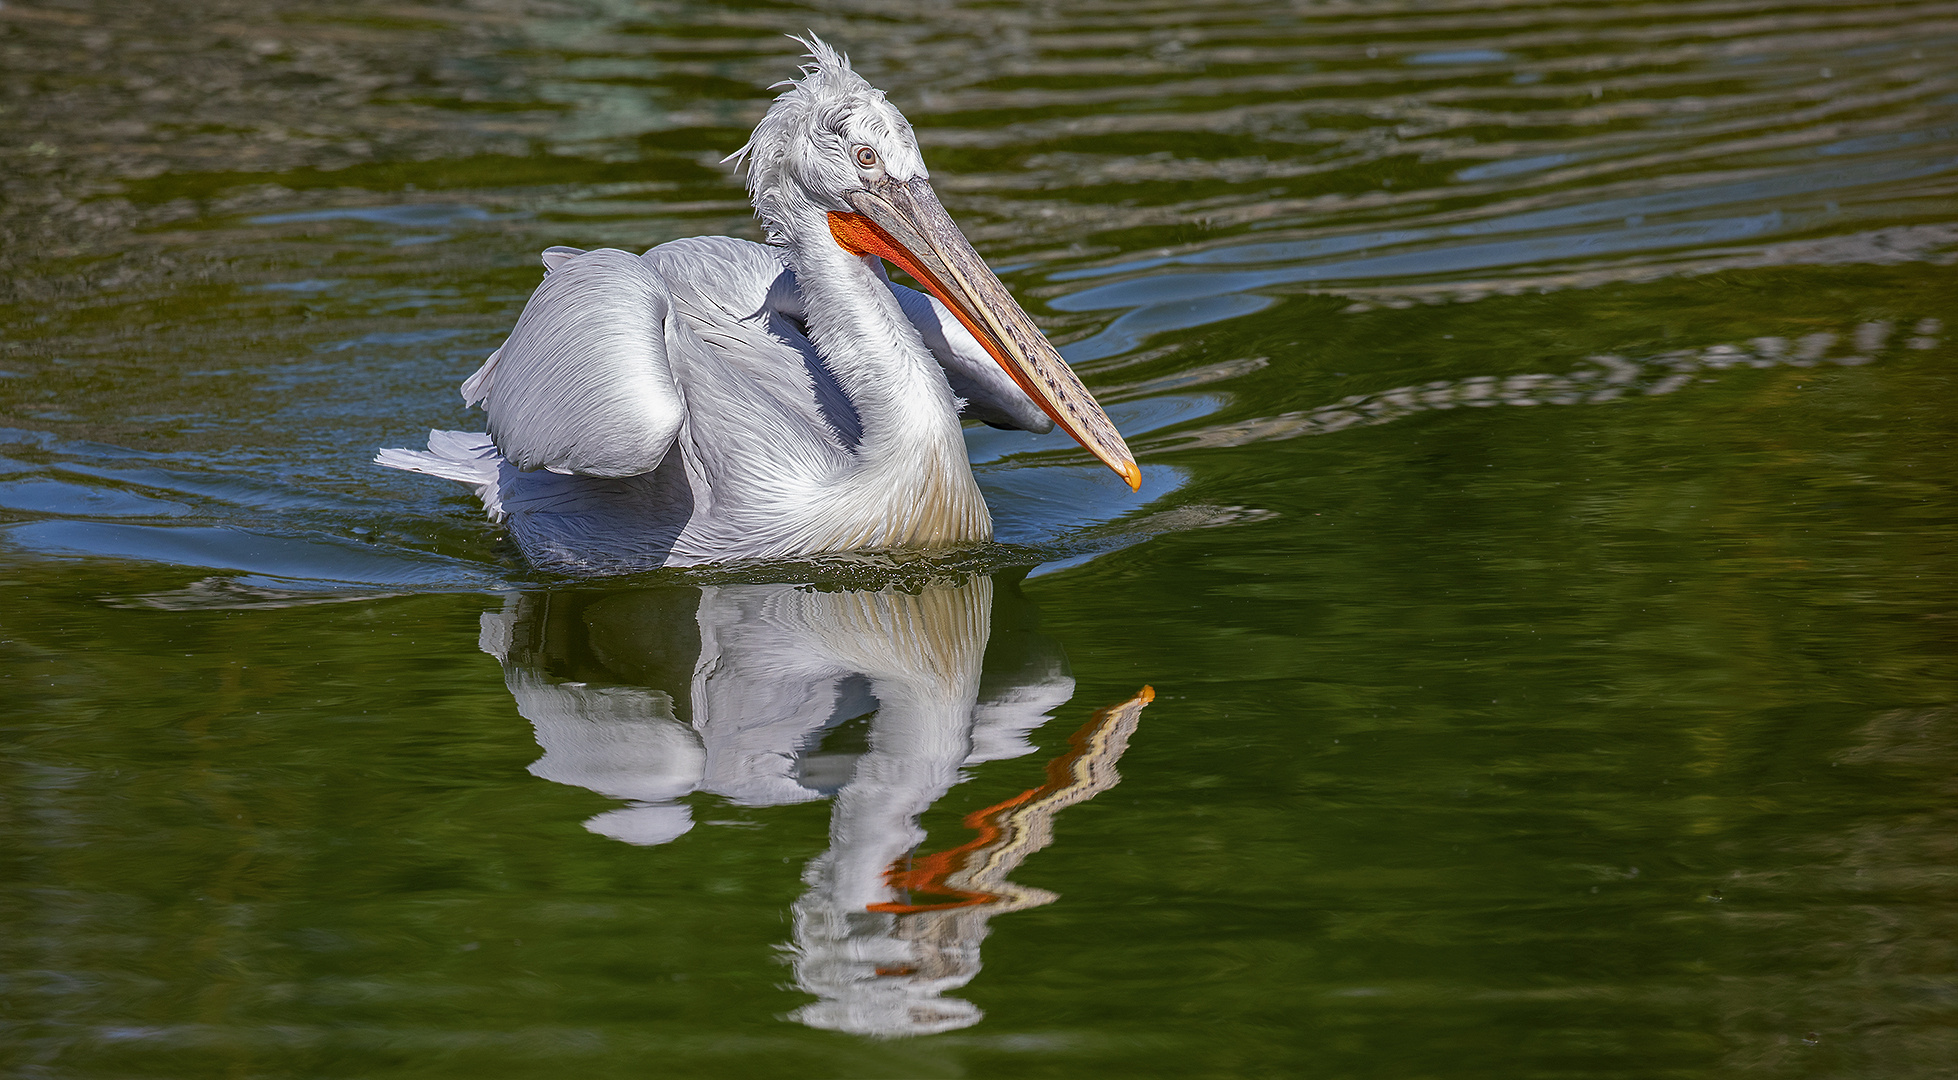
[829,178,1141,491]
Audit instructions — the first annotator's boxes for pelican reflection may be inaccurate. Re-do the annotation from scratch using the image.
[477,572,1150,1036]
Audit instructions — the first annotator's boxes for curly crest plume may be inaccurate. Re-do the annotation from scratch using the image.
[723,33,920,245]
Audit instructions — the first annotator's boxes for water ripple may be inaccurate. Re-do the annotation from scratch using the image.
[0,0,1949,582]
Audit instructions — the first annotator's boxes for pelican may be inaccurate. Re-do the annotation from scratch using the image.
[378,36,1138,572]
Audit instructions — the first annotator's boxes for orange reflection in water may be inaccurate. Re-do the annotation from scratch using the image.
[871,685,1155,915]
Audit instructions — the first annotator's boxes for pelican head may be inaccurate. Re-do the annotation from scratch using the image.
[728,36,1142,490]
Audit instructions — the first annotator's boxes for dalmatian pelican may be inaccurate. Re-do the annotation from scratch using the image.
[378,36,1138,572]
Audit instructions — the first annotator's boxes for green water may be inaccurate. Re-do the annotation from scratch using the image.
[3,1,1955,1076]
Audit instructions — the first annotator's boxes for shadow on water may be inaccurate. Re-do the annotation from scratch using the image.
[482,570,1150,1037]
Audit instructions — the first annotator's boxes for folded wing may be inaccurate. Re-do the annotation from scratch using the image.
[460,238,1052,485]
[463,248,686,478]
[887,283,1055,433]
[635,235,1053,434]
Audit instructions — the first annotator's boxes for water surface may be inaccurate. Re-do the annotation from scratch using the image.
[2,1,1955,1076]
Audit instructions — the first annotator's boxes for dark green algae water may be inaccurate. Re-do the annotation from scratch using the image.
[3,0,1956,1076]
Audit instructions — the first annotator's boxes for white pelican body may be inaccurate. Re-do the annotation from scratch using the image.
[378,39,1137,572]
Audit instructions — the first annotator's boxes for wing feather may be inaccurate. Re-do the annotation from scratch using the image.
[636,235,1049,433]
[887,283,1053,433]
[468,248,685,478]
[631,235,1048,433]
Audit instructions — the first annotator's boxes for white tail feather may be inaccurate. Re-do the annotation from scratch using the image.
[375,430,508,520]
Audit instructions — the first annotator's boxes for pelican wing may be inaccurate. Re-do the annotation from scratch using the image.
[888,283,1055,433]
[464,248,686,478]
[638,234,1052,434]
[464,237,1052,483]
[641,236,863,455]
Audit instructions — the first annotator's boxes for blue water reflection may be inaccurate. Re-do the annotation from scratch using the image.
[1052,146,1958,317]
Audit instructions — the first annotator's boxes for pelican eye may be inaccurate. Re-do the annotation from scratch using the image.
[854,145,879,169]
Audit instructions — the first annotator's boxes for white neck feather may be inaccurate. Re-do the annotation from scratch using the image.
[781,228,992,548]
